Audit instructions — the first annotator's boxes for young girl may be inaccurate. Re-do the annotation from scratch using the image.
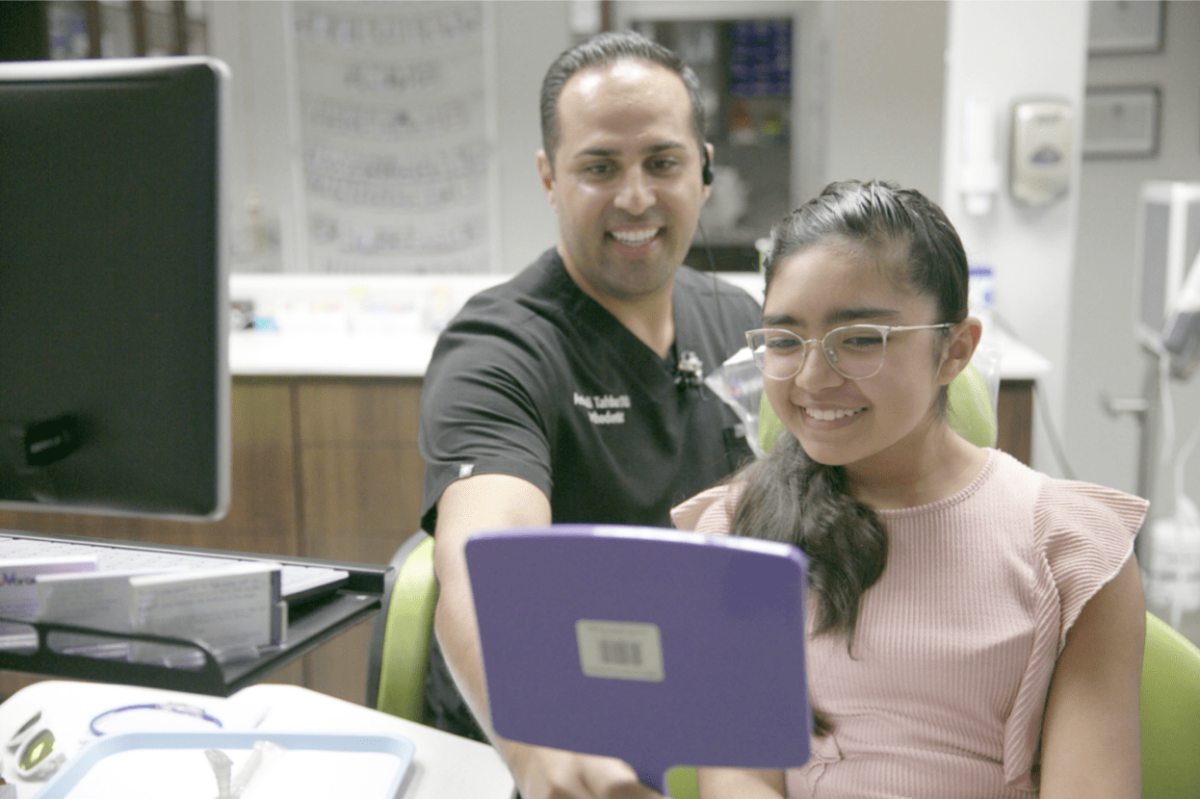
[672,181,1147,798]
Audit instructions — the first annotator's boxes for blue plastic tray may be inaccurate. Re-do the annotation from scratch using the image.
[33,730,416,799]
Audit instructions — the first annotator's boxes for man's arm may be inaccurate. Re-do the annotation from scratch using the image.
[433,473,663,799]
[432,474,550,742]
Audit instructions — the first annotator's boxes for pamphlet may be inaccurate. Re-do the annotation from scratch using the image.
[0,556,97,642]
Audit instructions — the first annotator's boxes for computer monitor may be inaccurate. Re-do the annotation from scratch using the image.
[0,56,229,520]
[1134,181,1200,352]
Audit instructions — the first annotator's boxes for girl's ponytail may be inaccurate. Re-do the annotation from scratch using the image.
[731,434,889,737]
[732,434,888,646]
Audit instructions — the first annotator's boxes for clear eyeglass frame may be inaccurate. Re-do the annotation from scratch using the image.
[745,323,953,381]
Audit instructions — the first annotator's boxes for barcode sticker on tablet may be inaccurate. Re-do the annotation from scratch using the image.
[575,619,664,682]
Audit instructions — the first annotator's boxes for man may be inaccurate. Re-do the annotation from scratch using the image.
[418,31,761,799]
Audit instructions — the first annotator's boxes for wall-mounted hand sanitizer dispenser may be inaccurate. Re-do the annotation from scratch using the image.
[1010,99,1074,207]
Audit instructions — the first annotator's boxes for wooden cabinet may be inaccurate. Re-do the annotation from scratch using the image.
[0,373,1031,704]
[0,378,425,705]
[997,380,1034,466]
[291,379,425,705]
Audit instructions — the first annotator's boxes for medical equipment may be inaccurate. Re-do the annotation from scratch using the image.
[1161,249,1200,380]
[6,711,66,780]
[89,703,224,738]
[1109,182,1200,501]
[1147,255,1200,631]
[1134,182,1200,355]
[1108,181,1200,636]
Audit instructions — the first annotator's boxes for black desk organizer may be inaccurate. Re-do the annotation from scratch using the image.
[0,552,387,697]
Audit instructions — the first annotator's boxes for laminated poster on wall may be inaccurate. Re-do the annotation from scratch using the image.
[293,1,493,274]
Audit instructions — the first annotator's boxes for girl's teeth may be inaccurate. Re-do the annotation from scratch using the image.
[612,229,657,246]
[805,407,863,421]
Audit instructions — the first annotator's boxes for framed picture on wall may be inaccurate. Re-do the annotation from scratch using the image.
[1083,86,1161,158]
[1088,0,1165,55]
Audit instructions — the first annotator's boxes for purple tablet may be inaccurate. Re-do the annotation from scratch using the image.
[465,524,811,795]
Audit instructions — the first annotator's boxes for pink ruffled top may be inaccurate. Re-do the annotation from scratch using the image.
[670,449,1146,798]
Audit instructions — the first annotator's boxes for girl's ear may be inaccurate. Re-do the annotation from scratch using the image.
[936,317,983,387]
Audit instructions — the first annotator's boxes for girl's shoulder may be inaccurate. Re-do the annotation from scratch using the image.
[980,450,1147,557]
[1032,470,1147,621]
[1030,467,1149,552]
[671,482,744,535]
[985,449,1147,521]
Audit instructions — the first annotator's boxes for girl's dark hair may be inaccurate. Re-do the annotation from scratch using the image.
[539,30,707,169]
[732,180,970,734]
[763,180,970,342]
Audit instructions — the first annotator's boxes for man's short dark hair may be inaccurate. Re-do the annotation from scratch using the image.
[539,30,708,170]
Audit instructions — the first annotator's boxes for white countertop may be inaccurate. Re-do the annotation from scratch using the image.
[228,273,1051,380]
[231,330,442,377]
[228,273,503,378]
[0,680,515,799]
[981,324,1053,381]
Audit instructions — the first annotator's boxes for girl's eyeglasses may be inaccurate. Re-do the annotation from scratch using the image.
[745,323,953,381]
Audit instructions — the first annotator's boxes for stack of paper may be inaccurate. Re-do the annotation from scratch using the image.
[34,562,286,665]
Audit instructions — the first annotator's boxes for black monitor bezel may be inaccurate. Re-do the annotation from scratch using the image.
[0,56,230,521]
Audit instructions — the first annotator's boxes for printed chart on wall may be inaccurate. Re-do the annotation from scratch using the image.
[293,1,494,273]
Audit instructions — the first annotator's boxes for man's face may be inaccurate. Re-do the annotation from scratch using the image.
[537,59,711,304]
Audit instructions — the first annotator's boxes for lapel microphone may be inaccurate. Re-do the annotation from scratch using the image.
[674,350,705,389]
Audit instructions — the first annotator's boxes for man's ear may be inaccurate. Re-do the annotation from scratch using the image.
[701,141,715,204]
[936,316,983,386]
[536,149,555,207]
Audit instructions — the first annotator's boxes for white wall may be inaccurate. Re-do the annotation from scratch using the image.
[940,1,1090,478]
[825,0,947,202]
[491,2,571,272]
[208,2,305,272]
[1068,2,1200,511]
